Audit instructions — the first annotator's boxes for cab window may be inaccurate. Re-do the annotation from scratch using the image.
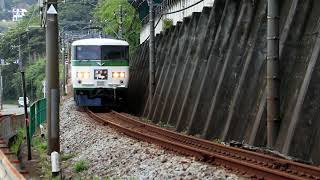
[76,46,101,60]
[101,46,129,60]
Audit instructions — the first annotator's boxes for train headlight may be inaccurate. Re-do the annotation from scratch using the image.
[112,72,119,78]
[112,72,125,78]
[76,71,90,79]
[84,72,90,79]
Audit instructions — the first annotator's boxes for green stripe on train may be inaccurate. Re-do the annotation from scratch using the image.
[72,60,129,66]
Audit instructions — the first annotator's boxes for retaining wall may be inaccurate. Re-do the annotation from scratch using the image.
[129,0,320,164]
[0,115,25,144]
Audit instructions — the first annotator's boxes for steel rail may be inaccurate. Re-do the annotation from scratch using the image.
[111,111,320,179]
[85,109,320,180]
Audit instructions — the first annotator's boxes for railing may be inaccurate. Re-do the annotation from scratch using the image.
[29,98,46,138]
[141,0,204,25]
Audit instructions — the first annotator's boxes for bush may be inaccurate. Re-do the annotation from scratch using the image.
[9,128,25,155]
[74,160,89,173]
[163,18,173,31]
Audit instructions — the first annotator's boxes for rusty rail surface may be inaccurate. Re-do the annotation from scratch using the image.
[85,109,320,180]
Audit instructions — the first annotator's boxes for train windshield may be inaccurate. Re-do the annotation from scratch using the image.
[101,46,129,60]
[76,46,101,60]
[75,45,129,60]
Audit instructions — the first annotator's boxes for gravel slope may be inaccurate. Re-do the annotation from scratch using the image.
[60,98,244,179]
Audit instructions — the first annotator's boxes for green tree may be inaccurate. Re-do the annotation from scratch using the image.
[94,0,141,51]
[25,57,46,100]
[0,5,45,103]
[59,0,98,31]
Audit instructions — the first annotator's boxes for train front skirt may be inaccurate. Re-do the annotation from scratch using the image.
[74,88,127,107]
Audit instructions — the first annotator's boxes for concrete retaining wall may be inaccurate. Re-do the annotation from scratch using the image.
[129,0,320,164]
[0,115,25,144]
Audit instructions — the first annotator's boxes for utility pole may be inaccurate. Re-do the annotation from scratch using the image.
[62,42,66,96]
[267,0,280,148]
[115,5,124,39]
[148,0,155,110]
[16,37,32,160]
[46,1,60,154]
[0,64,3,110]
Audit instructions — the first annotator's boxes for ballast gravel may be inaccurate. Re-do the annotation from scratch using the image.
[60,98,244,179]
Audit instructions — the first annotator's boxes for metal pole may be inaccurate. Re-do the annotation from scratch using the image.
[46,2,60,154]
[148,0,156,109]
[18,38,32,160]
[267,0,280,148]
[66,42,71,89]
[119,5,123,39]
[62,43,66,96]
[0,66,2,110]
[21,71,32,160]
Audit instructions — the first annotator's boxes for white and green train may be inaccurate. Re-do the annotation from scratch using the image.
[71,38,129,106]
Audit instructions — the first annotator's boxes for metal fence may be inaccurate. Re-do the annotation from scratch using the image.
[141,0,206,24]
[29,98,46,138]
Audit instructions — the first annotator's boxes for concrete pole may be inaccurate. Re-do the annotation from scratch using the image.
[46,2,60,154]
[148,0,156,110]
[267,0,280,148]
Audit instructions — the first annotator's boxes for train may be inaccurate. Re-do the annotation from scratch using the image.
[71,38,129,106]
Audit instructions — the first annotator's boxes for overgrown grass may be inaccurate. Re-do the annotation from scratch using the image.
[9,128,25,155]
[74,160,89,173]
[32,136,51,179]
[163,18,173,31]
[141,117,152,123]
[157,121,174,129]
[212,138,222,144]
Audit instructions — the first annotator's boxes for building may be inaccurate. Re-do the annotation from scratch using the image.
[12,8,27,21]
[129,0,215,43]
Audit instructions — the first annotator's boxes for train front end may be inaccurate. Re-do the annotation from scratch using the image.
[71,38,129,106]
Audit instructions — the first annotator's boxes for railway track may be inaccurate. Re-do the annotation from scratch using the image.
[85,108,320,180]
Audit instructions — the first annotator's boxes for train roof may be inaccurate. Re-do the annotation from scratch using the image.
[72,38,129,46]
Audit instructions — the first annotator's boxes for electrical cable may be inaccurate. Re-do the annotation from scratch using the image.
[140,0,205,44]
[25,5,38,30]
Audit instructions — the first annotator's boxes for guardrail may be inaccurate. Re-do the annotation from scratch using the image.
[29,98,46,138]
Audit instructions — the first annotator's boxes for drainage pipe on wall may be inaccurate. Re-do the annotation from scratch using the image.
[267,0,280,148]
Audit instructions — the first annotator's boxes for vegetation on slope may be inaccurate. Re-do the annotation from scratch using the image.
[94,0,141,50]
